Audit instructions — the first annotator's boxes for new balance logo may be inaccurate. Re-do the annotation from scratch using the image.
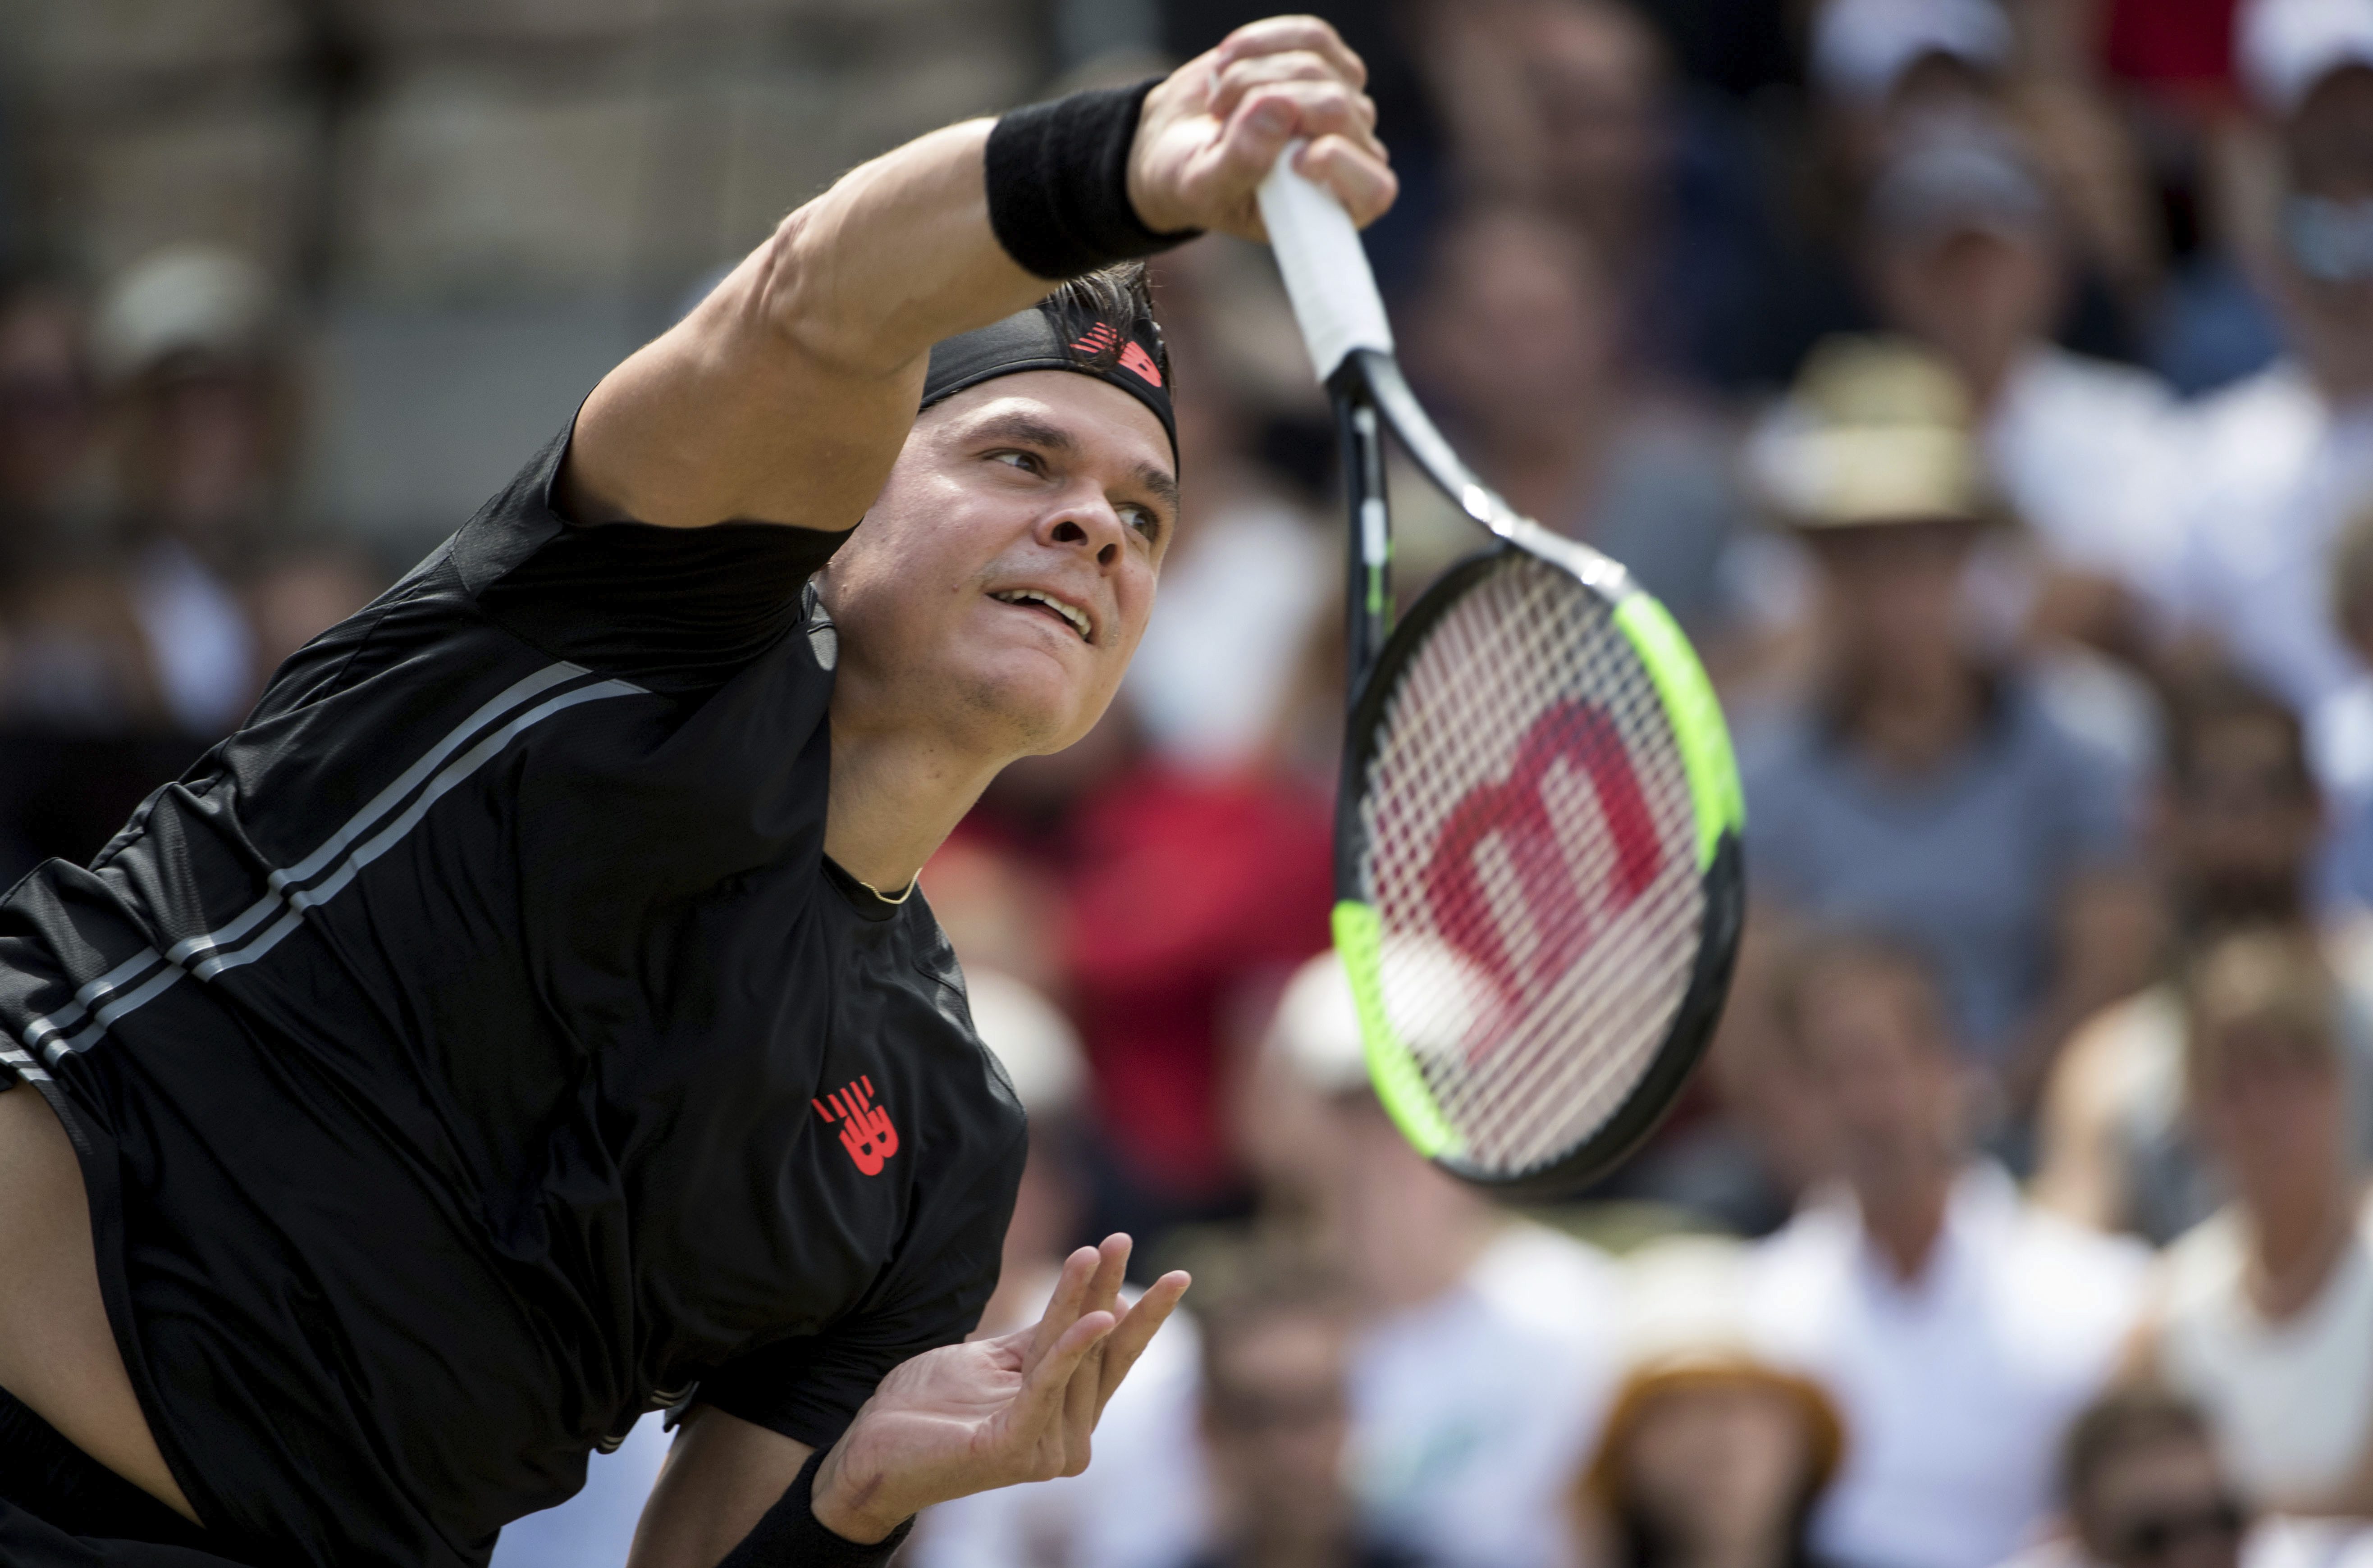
[813,1076,900,1176]
[1119,341,1163,387]
[1067,324,1165,389]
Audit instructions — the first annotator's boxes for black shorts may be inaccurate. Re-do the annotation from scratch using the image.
[0,1386,264,1568]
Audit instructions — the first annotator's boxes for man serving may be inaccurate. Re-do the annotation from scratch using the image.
[0,18,1393,1567]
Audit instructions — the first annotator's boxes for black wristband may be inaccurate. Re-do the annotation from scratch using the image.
[715,1446,914,1568]
[985,77,1201,280]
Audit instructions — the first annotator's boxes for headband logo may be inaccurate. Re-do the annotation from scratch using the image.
[1069,322,1165,390]
[1120,341,1164,388]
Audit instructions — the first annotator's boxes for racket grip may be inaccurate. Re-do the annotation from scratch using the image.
[1258,141,1395,381]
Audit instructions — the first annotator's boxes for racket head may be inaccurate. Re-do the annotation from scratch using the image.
[1334,545,1745,1199]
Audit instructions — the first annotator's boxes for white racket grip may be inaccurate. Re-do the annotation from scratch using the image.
[1257,142,1395,382]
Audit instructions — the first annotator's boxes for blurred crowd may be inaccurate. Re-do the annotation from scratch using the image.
[15,0,2373,1566]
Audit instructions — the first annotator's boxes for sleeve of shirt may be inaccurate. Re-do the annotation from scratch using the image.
[453,424,853,693]
[694,1140,1025,1450]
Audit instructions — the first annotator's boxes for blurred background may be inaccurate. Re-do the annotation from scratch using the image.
[7,0,2373,1565]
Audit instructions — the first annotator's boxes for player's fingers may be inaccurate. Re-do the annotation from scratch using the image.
[1207,49,1368,124]
[1235,79,1383,162]
[1097,1270,1191,1418]
[1204,82,1383,205]
[1297,135,1399,228]
[1010,1310,1116,1461]
[1215,14,1366,89]
[1060,1336,1104,1468]
[1020,1245,1102,1377]
[1084,1234,1131,1318]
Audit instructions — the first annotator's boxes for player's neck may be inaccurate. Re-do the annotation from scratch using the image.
[822,720,1006,897]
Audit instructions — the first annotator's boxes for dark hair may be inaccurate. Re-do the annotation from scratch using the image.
[2061,1385,2218,1514]
[2162,668,2312,799]
[1041,261,1168,382]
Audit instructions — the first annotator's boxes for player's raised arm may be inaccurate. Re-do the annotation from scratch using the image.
[561,14,1394,533]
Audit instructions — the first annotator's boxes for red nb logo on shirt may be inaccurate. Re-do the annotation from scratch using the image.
[813,1076,900,1176]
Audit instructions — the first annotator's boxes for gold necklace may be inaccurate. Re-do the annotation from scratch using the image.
[856,875,917,906]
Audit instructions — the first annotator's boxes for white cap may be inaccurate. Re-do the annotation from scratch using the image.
[1267,944,1507,1096]
[1268,951,1370,1096]
[2238,0,2373,118]
[1811,0,2012,108]
[967,969,1086,1117]
[92,245,274,386]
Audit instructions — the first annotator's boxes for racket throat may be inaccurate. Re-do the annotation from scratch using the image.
[1334,375,1393,698]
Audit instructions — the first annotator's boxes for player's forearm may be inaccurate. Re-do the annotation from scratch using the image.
[756,119,1057,383]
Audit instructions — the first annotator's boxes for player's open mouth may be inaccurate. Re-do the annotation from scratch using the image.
[990,588,1093,643]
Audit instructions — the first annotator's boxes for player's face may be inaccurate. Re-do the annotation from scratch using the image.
[821,371,1175,758]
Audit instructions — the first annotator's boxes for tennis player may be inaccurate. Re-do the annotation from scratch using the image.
[0,17,1393,1567]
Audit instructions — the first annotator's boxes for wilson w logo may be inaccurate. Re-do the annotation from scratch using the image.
[812,1075,900,1176]
[1419,699,1664,1021]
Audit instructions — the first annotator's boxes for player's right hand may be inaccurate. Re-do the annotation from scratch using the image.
[1127,14,1398,242]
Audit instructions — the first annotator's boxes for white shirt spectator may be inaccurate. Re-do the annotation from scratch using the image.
[2162,363,2373,797]
[2155,1186,2373,1504]
[909,1223,1619,1568]
[1749,1163,2152,1568]
[1987,345,2185,584]
[1350,1222,1621,1568]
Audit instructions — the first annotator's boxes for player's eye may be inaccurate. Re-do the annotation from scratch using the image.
[988,449,1045,475]
[1120,503,1161,541]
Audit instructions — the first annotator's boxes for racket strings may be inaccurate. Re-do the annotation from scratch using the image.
[1354,555,1705,1175]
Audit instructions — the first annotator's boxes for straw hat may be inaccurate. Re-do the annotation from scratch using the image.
[1748,335,1997,531]
[1580,1236,1847,1504]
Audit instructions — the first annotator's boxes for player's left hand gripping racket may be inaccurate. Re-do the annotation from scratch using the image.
[1258,149,1746,1200]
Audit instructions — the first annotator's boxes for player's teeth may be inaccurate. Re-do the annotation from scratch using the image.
[994,590,1088,639]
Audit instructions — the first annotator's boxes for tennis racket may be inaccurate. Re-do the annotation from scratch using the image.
[1258,150,1746,1200]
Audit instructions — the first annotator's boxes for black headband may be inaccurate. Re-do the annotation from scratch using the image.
[920,301,1177,465]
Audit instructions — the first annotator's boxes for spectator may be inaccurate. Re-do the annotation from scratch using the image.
[1862,121,2184,652]
[1177,1271,1433,1568]
[2035,671,2373,1244]
[1994,1385,2275,1568]
[1577,1236,1847,1568]
[91,243,283,735]
[2137,928,2373,1516]
[1748,932,2152,1568]
[0,268,98,550]
[1739,336,2155,1100]
[2161,0,2373,801]
[1408,0,1792,391]
[1233,951,1623,1568]
[1408,201,1756,640]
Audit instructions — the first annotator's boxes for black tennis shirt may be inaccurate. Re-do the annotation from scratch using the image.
[0,430,1027,1568]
